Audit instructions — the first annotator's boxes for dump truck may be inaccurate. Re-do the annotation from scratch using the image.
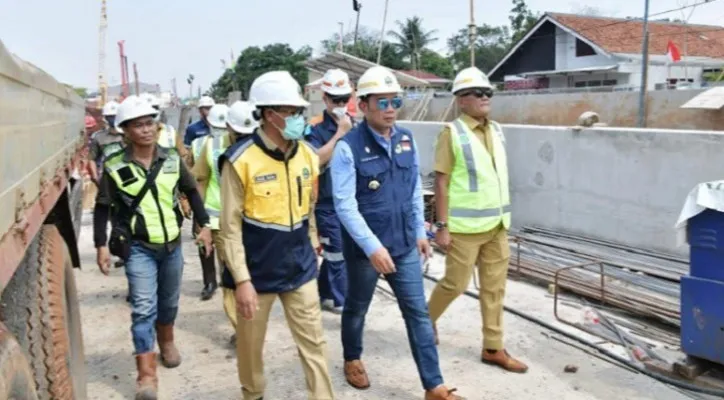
[0,40,87,399]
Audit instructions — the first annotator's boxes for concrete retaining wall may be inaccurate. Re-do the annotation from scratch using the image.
[398,121,724,255]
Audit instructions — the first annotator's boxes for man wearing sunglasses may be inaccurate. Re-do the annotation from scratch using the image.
[305,68,355,315]
[330,66,463,400]
[427,67,528,374]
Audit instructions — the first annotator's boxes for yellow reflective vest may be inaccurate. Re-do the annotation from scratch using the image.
[447,118,511,233]
[157,123,177,148]
[105,148,182,244]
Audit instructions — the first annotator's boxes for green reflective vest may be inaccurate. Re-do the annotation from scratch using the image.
[157,124,176,148]
[105,149,182,244]
[447,118,511,234]
[191,135,207,162]
[203,134,228,230]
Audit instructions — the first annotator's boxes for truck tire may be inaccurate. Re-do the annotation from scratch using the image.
[0,225,87,400]
[0,325,38,400]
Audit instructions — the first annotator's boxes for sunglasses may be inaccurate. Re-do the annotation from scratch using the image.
[328,95,351,104]
[376,96,403,110]
[460,88,494,99]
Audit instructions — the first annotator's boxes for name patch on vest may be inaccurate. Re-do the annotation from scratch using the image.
[361,155,380,163]
[162,159,179,174]
[254,173,278,183]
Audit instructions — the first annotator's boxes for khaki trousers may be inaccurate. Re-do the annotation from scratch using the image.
[210,231,237,328]
[236,279,334,400]
[427,224,510,350]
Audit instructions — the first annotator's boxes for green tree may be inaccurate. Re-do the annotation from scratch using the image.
[447,24,511,73]
[387,16,439,71]
[321,26,408,70]
[509,0,539,44]
[208,43,312,100]
[418,49,455,79]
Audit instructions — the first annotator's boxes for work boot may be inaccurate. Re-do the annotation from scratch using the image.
[425,385,464,400]
[481,349,528,373]
[200,249,217,301]
[135,352,158,400]
[156,324,181,368]
[344,360,370,389]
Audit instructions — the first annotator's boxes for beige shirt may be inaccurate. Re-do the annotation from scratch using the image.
[219,129,319,284]
[434,113,495,175]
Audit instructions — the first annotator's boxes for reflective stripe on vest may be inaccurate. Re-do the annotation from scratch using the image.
[448,119,511,233]
[192,136,207,161]
[157,124,176,148]
[204,135,226,230]
[106,151,182,244]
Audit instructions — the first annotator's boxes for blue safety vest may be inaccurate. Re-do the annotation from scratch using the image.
[340,121,417,259]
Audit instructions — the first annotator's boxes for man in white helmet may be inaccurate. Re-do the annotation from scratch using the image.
[427,67,528,374]
[94,95,212,400]
[330,66,462,400]
[184,95,215,149]
[88,100,124,183]
[218,71,334,400]
[140,92,178,149]
[304,68,355,314]
[189,103,229,301]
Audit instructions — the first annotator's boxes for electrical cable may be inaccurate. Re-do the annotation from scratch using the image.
[422,273,724,397]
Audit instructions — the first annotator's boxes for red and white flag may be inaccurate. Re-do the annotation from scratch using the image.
[667,40,681,63]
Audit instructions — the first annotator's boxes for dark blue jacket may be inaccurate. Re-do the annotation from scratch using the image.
[184,120,210,147]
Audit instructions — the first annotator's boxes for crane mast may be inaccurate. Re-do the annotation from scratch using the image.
[98,0,108,106]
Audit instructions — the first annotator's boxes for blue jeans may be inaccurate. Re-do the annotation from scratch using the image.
[341,248,443,390]
[316,208,347,307]
[125,243,184,354]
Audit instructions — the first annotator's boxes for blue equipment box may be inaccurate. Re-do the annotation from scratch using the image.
[680,276,724,365]
[688,209,724,282]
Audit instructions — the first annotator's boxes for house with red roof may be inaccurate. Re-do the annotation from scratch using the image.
[488,12,724,92]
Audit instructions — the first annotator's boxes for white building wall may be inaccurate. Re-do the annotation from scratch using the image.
[555,27,613,70]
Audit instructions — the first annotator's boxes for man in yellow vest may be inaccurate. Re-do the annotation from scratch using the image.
[190,103,230,301]
[192,101,258,335]
[218,71,334,400]
[94,95,213,399]
[427,67,528,373]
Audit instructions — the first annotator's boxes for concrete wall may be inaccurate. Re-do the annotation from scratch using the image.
[398,121,724,255]
[491,88,724,130]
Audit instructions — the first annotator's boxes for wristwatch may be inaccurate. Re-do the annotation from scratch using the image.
[434,221,448,230]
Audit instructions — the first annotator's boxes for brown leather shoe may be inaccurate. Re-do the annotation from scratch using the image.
[425,385,464,400]
[135,352,158,400]
[344,360,370,389]
[156,323,181,368]
[481,349,528,373]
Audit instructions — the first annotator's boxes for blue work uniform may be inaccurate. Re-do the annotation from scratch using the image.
[305,111,352,308]
[184,119,210,147]
[331,120,444,390]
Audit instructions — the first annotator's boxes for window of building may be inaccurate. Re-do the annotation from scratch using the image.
[602,79,618,86]
[575,39,596,57]
[574,81,587,87]
[586,80,602,87]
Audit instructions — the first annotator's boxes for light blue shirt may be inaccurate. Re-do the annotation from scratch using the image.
[331,125,426,257]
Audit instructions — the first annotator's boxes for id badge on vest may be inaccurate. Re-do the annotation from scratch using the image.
[162,158,178,174]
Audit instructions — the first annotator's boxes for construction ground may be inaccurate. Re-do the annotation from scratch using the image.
[75,212,701,400]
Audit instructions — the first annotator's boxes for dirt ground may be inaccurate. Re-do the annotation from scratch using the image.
[74,212,692,400]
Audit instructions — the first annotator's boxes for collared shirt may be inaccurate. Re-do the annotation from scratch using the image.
[184,119,210,147]
[219,128,319,284]
[330,123,426,257]
[435,113,494,175]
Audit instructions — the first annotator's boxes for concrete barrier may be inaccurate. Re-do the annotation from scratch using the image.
[398,121,724,255]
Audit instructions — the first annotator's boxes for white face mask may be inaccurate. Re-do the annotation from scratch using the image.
[332,107,346,118]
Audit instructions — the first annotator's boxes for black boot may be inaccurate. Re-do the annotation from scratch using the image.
[200,248,217,301]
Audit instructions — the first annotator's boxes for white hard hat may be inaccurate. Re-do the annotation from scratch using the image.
[227,101,259,134]
[452,67,493,94]
[321,69,352,96]
[356,66,402,98]
[115,95,158,129]
[102,100,120,116]
[139,92,161,108]
[198,96,215,108]
[249,71,309,108]
[207,104,230,129]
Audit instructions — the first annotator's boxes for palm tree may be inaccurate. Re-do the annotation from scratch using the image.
[388,16,438,71]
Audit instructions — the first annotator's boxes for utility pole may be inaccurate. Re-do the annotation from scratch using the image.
[338,22,344,52]
[353,1,362,47]
[133,62,140,95]
[377,0,390,64]
[98,0,108,107]
[469,0,476,67]
[636,0,651,128]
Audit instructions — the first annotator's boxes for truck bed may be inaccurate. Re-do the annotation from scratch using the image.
[0,39,84,268]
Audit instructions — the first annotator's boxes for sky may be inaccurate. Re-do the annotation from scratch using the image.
[1,0,723,93]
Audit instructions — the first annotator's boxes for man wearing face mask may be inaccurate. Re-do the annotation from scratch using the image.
[330,66,462,400]
[218,71,334,400]
[427,67,528,374]
[190,103,230,301]
[305,68,355,314]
